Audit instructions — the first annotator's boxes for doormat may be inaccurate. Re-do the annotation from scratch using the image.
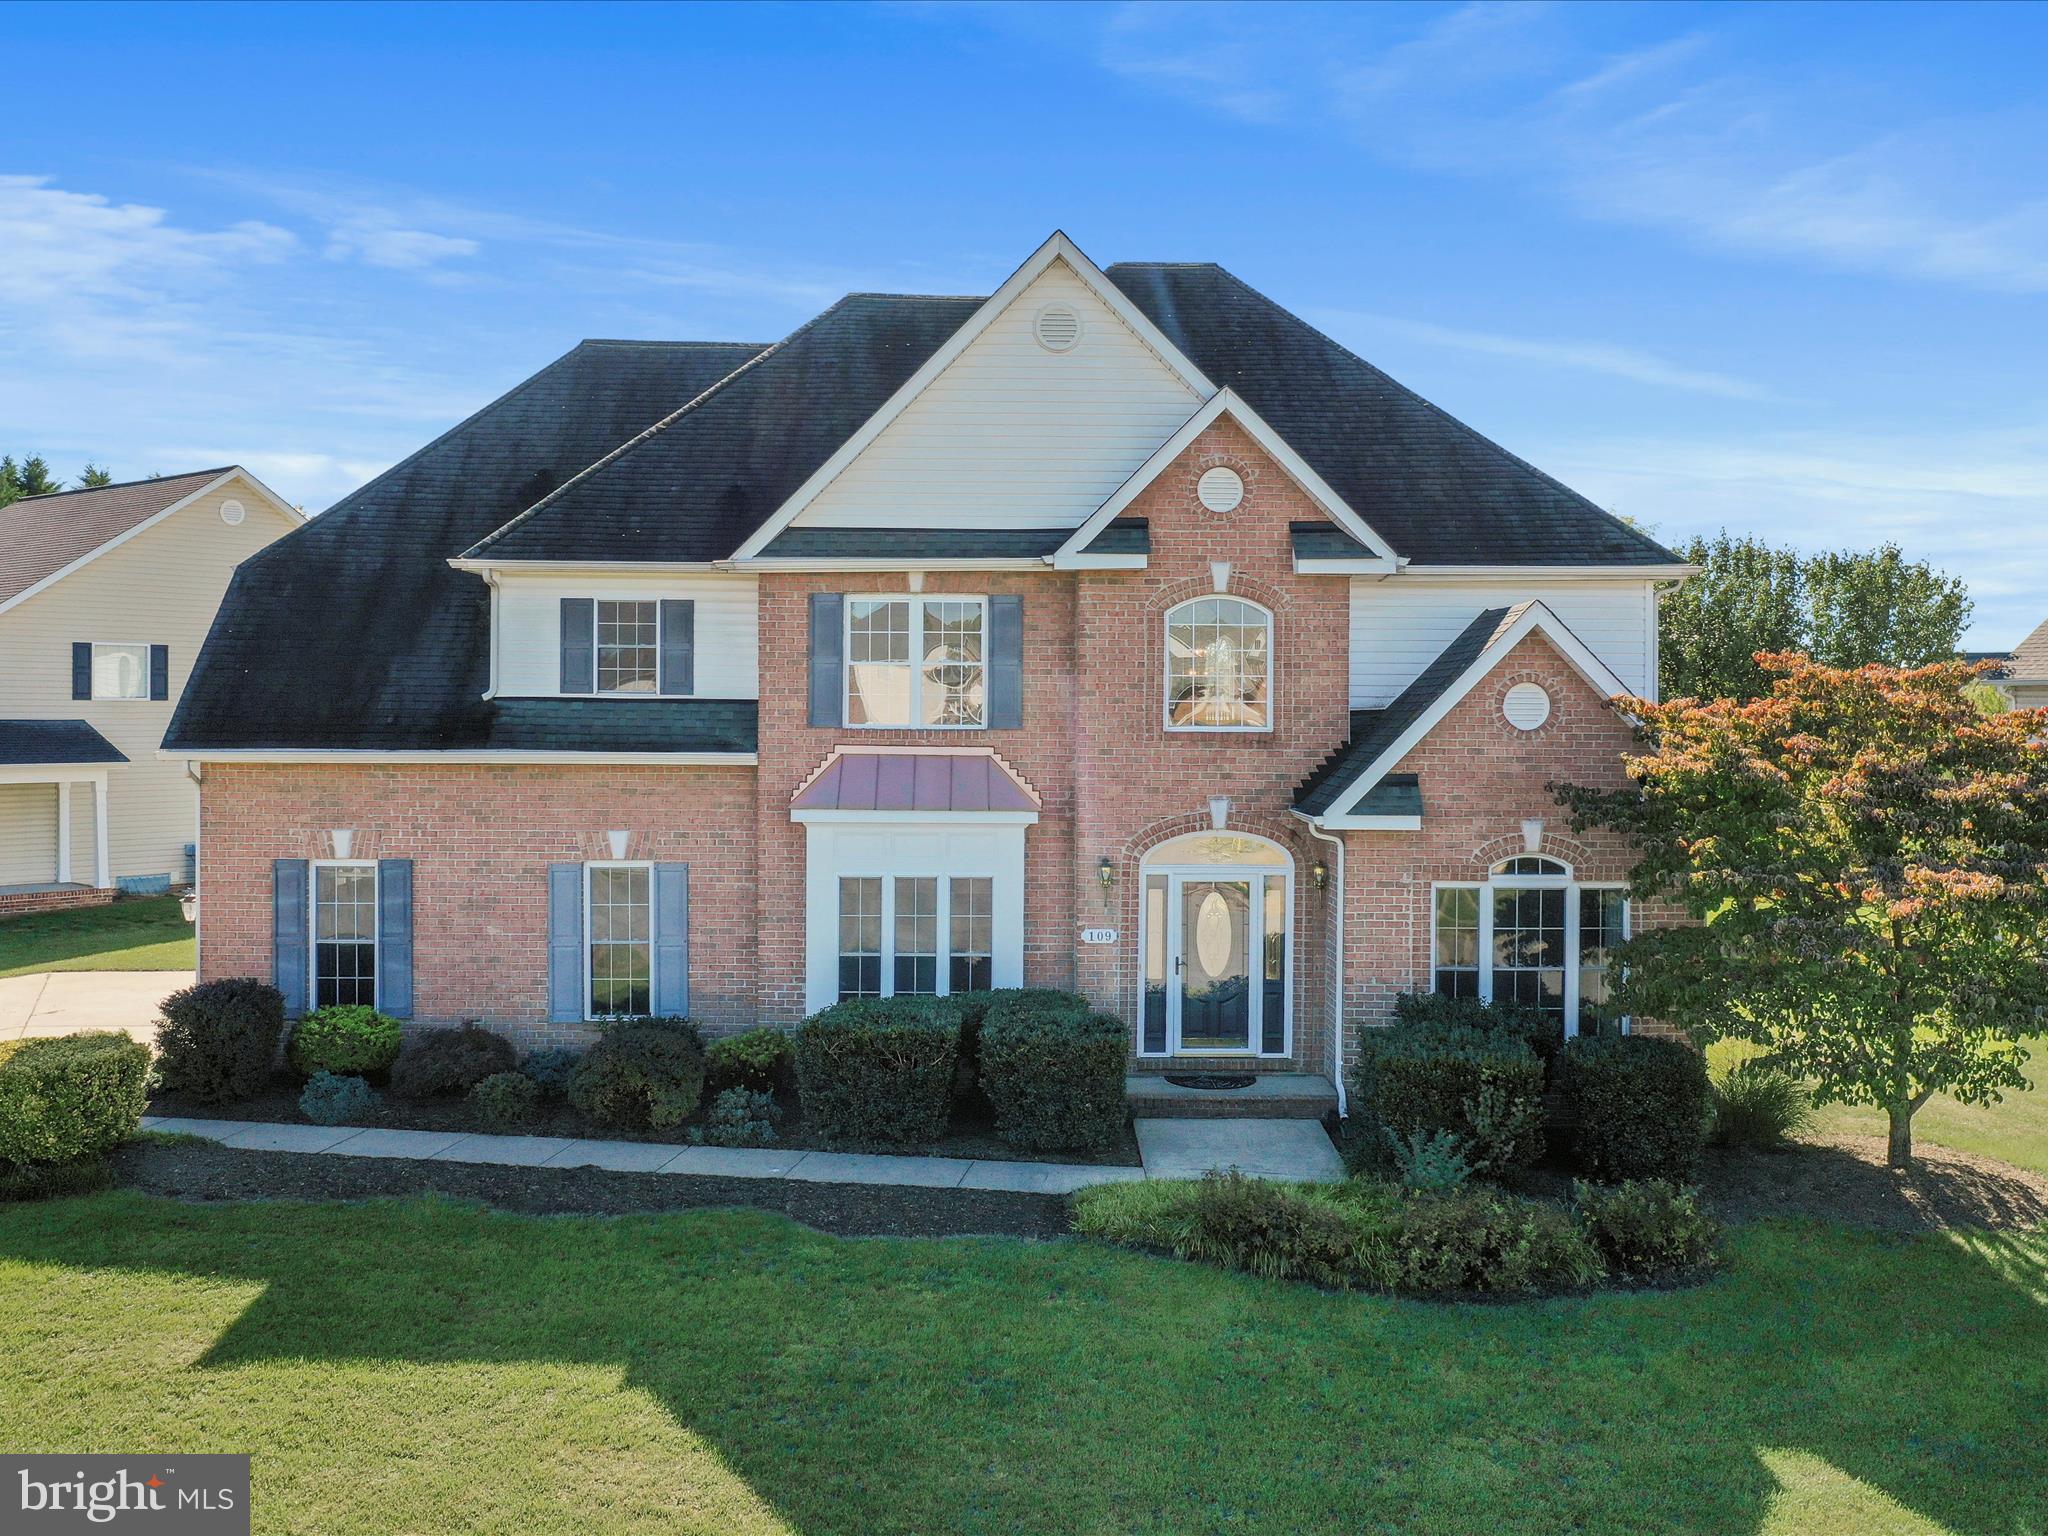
[1164,1073,1257,1091]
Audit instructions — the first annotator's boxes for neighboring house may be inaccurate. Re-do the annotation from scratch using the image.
[1996,619,2048,709]
[167,233,1690,1099]
[0,469,301,914]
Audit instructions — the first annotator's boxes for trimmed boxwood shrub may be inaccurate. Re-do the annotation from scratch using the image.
[391,1025,517,1100]
[520,1047,582,1098]
[692,1086,780,1147]
[567,1020,705,1130]
[470,1071,541,1130]
[1557,1034,1713,1182]
[0,1032,152,1165]
[704,1028,794,1094]
[794,996,962,1145]
[287,1005,401,1079]
[300,1071,379,1126]
[1390,990,1560,1058]
[1349,1023,1546,1178]
[977,990,1128,1151]
[153,977,284,1103]
[1574,1178,1720,1277]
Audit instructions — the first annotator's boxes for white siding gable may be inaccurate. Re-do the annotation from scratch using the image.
[1350,578,1659,707]
[793,260,1204,531]
[495,572,759,698]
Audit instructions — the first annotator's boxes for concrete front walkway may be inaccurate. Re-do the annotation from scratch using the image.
[0,970,189,1042]
[1133,1118,1347,1183]
[141,1116,1147,1195]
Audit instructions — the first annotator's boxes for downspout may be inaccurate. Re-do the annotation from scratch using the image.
[1303,816,1346,1117]
[185,761,203,963]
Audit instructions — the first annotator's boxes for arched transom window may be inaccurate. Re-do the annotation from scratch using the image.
[1432,855,1630,1040]
[1165,597,1271,731]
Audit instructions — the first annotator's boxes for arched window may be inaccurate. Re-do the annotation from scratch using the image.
[1165,597,1271,730]
[1432,856,1629,1040]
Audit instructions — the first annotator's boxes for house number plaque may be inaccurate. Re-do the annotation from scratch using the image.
[1080,928,1118,945]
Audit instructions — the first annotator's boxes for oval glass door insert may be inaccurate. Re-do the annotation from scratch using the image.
[1194,889,1235,976]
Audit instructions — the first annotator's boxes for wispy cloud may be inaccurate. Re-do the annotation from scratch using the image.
[1316,308,1784,401]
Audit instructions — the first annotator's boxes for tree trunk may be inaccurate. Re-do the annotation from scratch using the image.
[1886,1102,1914,1169]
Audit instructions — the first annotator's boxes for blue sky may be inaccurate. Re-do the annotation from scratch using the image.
[4,1,2044,645]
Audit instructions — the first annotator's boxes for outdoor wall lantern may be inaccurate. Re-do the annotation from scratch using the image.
[1097,856,1116,892]
[1311,860,1329,890]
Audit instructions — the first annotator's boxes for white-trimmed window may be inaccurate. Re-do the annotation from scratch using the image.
[91,642,150,701]
[1431,856,1630,1039]
[846,596,986,728]
[586,862,652,1018]
[596,600,659,695]
[1165,597,1271,730]
[838,874,994,1001]
[313,862,377,1009]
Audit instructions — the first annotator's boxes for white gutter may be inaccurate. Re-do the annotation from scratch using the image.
[1300,815,1347,1117]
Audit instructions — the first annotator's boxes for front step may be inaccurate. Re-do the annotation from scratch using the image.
[1125,1072,1338,1120]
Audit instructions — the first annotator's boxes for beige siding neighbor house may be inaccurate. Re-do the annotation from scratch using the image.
[0,468,300,913]
[1998,617,2048,710]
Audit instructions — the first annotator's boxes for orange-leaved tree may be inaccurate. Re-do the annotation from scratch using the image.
[1556,654,2048,1167]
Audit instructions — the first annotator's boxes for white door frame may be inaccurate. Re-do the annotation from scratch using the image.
[1141,855,1293,1058]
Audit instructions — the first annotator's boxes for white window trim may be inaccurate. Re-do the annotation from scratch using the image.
[590,598,669,700]
[836,872,997,1001]
[1137,843,1294,1059]
[584,859,654,1022]
[1162,596,1275,734]
[89,640,153,702]
[310,859,378,1013]
[843,594,989,732]
[1429,862,1631,1038]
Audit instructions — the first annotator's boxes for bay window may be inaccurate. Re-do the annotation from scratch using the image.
[837,874,994,1001]
[1431,856,1629,1039]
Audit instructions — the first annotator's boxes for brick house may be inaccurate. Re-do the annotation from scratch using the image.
[168,233,1689,1110]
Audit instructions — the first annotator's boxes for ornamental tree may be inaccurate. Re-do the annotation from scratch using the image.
[1556,654,2048,1167]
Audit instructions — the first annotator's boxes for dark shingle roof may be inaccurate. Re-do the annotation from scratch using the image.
[2009,618,2048,682]
[165,341,765,753]
[482,700,756,754]
[465,296,982,564]
[759,527,1069,560]
[1083,518,1150,556]
[1290,521,1374,561]
[0,719,128,766]
[0,469,233,605]
[1294,609,1511,815]
[1106,264,1677,567]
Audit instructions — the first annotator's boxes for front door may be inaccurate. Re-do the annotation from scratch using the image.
[1177,878,1252,1051]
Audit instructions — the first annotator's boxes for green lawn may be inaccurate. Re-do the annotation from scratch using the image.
[0,896,194,978]
[2,1193,2043,1535]
[1710,1037,2048,1178]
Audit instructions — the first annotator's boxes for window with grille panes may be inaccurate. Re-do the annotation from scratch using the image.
[1431,857,1629,1039]
[1165,597,1271,730]
[837,874,994,1001]
[845,597,985,727]
[596,600,659,695]
[314,863,377,1009]
[586,863,652,1018]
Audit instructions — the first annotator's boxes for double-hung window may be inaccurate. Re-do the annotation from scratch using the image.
[1432,857,1629,1040]
[846,596,986,727]
[91,642,150,701]
[838,874,994,1001]
[313,862,378,1008]
[586,862,652,1018]
[595,600,659,695]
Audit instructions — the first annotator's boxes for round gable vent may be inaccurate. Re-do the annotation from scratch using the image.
[219,498,246,526]
[1197,467,1244,513]
[1503,682,1552,731]
[1034,303,1082,353]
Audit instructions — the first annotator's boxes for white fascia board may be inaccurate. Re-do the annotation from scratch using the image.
[0,468,298,620]
[730,231,1217,561]
[1048,552,1148,571]
[164,749,758,766]
[790,808,1040,827]
[0,764,120,785]
[1053,389,1402,570]
[1325,601,1631,821]
[1395,564,1699,582]
[1314,813,1423,832]
[1295,558,1394,575]
[448,558,730,576]
[725,558,1051,573]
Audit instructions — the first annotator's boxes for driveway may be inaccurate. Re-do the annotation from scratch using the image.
[0,970,188,1044]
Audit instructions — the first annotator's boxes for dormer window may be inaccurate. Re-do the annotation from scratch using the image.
[1165,597,1271,731]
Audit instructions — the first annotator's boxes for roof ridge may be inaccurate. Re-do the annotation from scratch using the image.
[1195,265,1676,564]
[839,290,990,302]
[465,298,870,558]
[577,338,770,350]
[11,466,231,503]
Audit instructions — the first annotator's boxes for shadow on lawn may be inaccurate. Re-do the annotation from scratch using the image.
[1,1195,2044,1536]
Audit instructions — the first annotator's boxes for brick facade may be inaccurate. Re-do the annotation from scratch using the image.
[193,421,1657,1069]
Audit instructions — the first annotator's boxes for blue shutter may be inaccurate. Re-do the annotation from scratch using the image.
[559,598,595,694]
[808,593,843,727]
[547,863,584,1024]
[149,644,170,701]
[659,600,695,697]
[988,595,1023,729]
[273,858,309,1018]
[72,643,91,700]
[653,862,690,1018]
[377,858,414,1020]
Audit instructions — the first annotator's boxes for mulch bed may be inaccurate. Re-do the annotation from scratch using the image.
[149,1075,1142,1168]
[111,1139,1072,1240]
[1700,1133,2048,1234]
